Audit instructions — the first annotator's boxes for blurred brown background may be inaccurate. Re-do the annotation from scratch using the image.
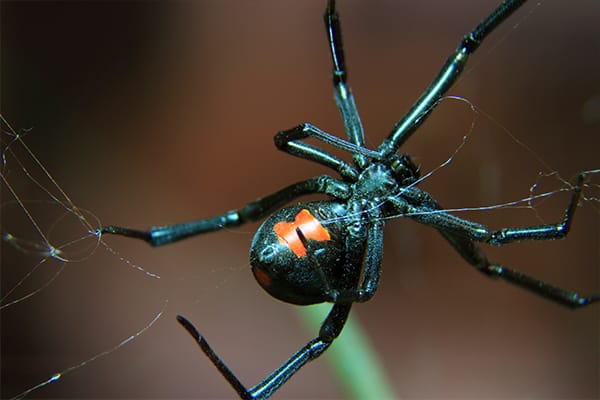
[2,1,599,398]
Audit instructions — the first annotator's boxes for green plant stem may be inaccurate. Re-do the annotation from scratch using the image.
[296,303,398,400]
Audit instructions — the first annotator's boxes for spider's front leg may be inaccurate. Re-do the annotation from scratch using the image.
[273,123,360,181]
[378,0,527,156]
[271,0,379,179]
[324,0,368,168]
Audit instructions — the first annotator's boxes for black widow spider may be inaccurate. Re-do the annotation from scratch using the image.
[100,0,599,398]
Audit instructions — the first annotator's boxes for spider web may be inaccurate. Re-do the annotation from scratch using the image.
[2,1,599,399]
[1,117,167,399]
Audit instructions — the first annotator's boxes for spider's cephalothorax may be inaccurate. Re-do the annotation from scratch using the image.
[99,1,598,398]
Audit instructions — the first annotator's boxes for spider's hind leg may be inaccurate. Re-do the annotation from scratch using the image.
[439,230,599,308]
[177,303,352,400]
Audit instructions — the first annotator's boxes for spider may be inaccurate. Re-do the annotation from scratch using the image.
[99,0,598,398]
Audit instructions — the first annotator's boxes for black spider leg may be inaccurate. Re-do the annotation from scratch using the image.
[325,0,368,169]
[274,125,360,181]
[377,0,527,159]
[98,176,349,246]
[176,304,352,400]
[299,201,385,304]
[391,173,598,308]
[295,227,336,295]
[176,208,384,399]
[332,203,385,303]
[274,0,371,181]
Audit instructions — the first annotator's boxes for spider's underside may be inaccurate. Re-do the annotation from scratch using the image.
[99,0,599,398]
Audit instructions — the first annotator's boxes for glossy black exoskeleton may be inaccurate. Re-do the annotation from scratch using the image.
[99,1,599,398]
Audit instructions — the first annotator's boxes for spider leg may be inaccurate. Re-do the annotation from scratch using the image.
[274,122,382,181]
[377,0,527,158]
[274,124,360,180]
[324,0,367,168]
[272,0,378,178]
[176,303,352,400]
[482,173,584,246]
[98,176,349,246]
[391,175,598,307]
[400,173,585,246]
[332,208,385,303]
[357,215,385,301]
[439,230,599,308]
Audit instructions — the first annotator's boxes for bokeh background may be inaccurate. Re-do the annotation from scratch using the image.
[2,1,599,398]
